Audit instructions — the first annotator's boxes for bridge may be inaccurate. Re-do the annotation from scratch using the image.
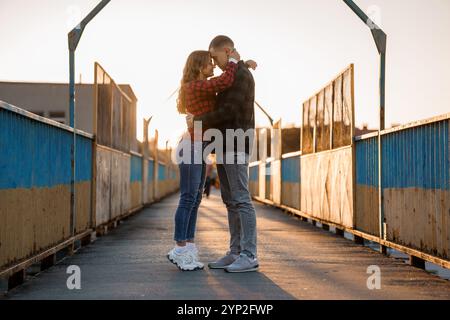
[1,60,449,299]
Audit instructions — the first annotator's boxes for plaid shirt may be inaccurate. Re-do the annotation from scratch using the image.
[184,61,238,138]
[194,61,255,153]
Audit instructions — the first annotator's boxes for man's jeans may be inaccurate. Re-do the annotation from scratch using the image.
[217,152,257,258]
[173,141,207,242]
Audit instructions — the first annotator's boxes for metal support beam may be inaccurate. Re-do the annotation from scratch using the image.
[342,0,387,242]
[68,0,111,237]
[255,101,274,127]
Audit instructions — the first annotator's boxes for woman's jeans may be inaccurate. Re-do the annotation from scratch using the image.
[174,140,207,242]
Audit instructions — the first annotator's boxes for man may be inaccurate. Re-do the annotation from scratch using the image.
[190,35,258,273]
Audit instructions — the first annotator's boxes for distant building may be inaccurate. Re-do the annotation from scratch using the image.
[0,81,137,137]
[354,123,377,136]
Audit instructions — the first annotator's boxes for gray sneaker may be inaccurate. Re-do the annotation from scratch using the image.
[208,252,239,269]
[225,254,259,273]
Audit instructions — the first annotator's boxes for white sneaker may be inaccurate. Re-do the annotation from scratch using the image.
[188,246,205,269]
[167,247,203,271]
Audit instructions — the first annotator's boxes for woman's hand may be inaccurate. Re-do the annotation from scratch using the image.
[185,112,194,129]
[245,60,258,70]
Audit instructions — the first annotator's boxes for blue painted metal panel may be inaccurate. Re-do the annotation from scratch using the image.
[265,162,271,183]
[249,165,259,182]
[355,136,379,187]
[0,108,92,189]
[130,155,142,182]
[281,156,300,183]
[76,134,92,182]
[382,120,449,190]
[158,164,166,181]
[171,168,177,180]
[148,160,154,181]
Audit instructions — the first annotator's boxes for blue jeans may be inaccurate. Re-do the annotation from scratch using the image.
[173,140,207,242]
[217,152,257,258]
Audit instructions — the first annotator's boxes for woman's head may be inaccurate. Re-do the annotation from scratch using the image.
[177,50,215,114]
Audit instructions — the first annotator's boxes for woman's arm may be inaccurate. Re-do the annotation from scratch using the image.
[187,60,238,94]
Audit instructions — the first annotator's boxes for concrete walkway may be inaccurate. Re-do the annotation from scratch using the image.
[3,189,450,300]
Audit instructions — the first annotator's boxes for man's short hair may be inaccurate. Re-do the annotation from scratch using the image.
[209,35,234,50]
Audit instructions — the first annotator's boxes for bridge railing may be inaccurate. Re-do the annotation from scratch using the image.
[0,101,94,275]
[0,65,179,286]
[250,63,450,269]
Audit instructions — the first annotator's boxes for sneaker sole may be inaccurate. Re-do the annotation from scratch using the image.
[167,254,204,271]
[224,265,259,273]
[208,264,230,269]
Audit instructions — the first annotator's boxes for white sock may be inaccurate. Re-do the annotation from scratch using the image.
[186,243,197,251]
[175,245,187,254]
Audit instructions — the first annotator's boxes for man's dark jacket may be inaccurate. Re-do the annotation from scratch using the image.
[194,61,255,155]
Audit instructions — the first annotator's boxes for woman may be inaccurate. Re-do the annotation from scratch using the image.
[167,49,256,271]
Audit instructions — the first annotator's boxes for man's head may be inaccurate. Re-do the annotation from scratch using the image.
[209,35,235,70]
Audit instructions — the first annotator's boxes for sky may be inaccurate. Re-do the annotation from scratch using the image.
[1,0,450,147]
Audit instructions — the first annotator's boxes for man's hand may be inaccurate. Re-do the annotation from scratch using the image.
[229,49,241,61]
[245,60,258,70]
[186,112,194,129]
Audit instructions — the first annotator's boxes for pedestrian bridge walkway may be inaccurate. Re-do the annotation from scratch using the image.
[1,63,450,300]
[3,190,450,300]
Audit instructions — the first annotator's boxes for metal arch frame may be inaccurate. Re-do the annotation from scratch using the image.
[68,0,111,237]
[342,0,388,247]
[342,0,386,130]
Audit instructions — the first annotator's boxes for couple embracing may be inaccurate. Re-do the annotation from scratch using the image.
[167,35,258,273]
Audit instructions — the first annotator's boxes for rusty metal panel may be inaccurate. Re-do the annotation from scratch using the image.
[249,163,259,197]
[142,158,148,204]
[281,155,301,209]
[157,163,167,199]
[301,147,354,228]
[95,65,112,147]
[110,151,121,219]
[301,65,354,154]
[95,146,111,226]
[382,118,450,260]
[355,136,379,236]
[265,161,272,200]
[271,160,281,205]
[332,75,345,148]
[0,103,92,270]
[147,159,155,202]
[94,63,135,153]
[342,68,354,146]
[316,88,332,152]
[121,153,131,215]
[75,134,93,233]
[130,154,142,209]
[301,100,315,155]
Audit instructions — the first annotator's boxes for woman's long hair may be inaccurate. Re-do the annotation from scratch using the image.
[177,50,211,114]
